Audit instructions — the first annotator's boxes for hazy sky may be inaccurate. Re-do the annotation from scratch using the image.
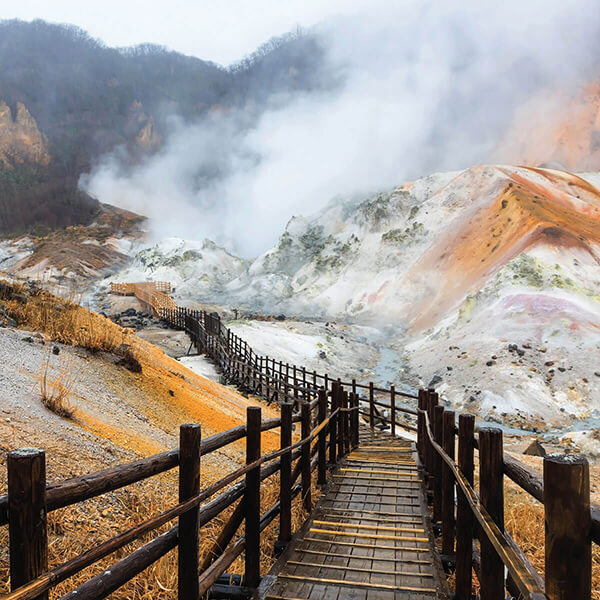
[3,0,383,64]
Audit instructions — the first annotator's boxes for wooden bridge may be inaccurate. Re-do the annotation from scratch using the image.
[258,426,448,600]
[0,282,596,600]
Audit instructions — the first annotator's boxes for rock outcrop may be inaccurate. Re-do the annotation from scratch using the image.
[0,101,50,167]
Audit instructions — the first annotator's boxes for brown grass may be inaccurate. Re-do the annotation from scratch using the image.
[0,450,318,598]
[39,348,75,419]
[2,281,133,354]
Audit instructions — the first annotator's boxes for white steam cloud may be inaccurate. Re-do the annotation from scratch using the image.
[81,0,600,257]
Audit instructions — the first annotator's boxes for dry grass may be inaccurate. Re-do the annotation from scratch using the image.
[39,348,75,419]
[504,482,600,600]
[0,451,318,599]
[1,281,133,354]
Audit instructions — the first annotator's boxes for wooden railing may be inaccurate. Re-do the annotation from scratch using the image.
[112,281,419,427]
[114,281,597,599]
[111,282,176,317]
[416,389,596,600]
[158,305,418,433]
[0,382,364,600]
[2,283,593,599]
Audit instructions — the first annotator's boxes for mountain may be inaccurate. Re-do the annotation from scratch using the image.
[109,165,600,430]
[0,19,326,235]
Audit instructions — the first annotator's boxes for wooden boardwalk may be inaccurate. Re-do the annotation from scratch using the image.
[257,427,449,600]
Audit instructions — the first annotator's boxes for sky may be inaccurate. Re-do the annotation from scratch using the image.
[3,0,383,64]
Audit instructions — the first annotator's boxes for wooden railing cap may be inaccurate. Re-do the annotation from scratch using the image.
[8,448,44,458]
[544,453,588,466]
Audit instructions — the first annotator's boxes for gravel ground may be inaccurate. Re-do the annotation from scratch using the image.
[0,323,276,487]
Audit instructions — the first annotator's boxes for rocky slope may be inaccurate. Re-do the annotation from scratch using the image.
[1,204,146,288]
[107,165,600,434]
[0,102,50,168]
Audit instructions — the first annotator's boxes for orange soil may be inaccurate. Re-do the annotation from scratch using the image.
[141,341,280,444]
[79,410,166,456]
[406,166,600,331]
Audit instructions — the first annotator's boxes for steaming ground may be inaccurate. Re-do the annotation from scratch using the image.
[81,1,600,257]
[5,163,600,452]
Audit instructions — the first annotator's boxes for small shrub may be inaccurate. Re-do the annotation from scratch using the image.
[39,349,75,418]
[116,350,143,373]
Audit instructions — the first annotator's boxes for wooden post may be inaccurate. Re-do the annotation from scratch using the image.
[369,382,375,429]
[264,355,271,402]
[317,389,328,486]
[417,409,426,475]
[455,414,475,600]
[441,410,455,556]
[417,390,426,463]
[329,383,338,465]
[276,403,293,553]
[350,392,359,449]
[337,383,345,459]
[390,385,396,437]
[278,361,283,395]
[302,367,306,401]
[293,365,298,402]
[244,407,261,589]
[178,424,201,600]
[544,454,591,600]
[8,448,48,600]
[343,390,350,455]
[479,427,504,600]
[284,363,290,401]
[301,401,312,512]
[433,405,444,522]
[427,391,439,496]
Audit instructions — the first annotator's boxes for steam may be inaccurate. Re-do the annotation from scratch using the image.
[81,0,600,257]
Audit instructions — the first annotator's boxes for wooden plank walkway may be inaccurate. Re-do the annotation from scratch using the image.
[257,426,449,599]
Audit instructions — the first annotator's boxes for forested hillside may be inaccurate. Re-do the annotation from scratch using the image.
[0,19,326,234]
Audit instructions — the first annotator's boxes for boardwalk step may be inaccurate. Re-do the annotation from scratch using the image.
[319,511,424,524]
[301,537,431,552]
[259,427,449,599]
[309,527,429,542]
[286,560,434,577]
[277,573,437,594]
[293,548,433,564]
[313,520,425,533]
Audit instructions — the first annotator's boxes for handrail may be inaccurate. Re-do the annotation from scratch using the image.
[112,282,419,415]
[0,416,288,527]
[421,409,546,600]
[1,409,338,600]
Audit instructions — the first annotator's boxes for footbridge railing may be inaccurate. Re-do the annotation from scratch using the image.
[1,383,361,600]
[143,282,600,600]
[8,281,579,599]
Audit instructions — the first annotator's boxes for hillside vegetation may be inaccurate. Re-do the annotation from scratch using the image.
[0,19,327,235]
